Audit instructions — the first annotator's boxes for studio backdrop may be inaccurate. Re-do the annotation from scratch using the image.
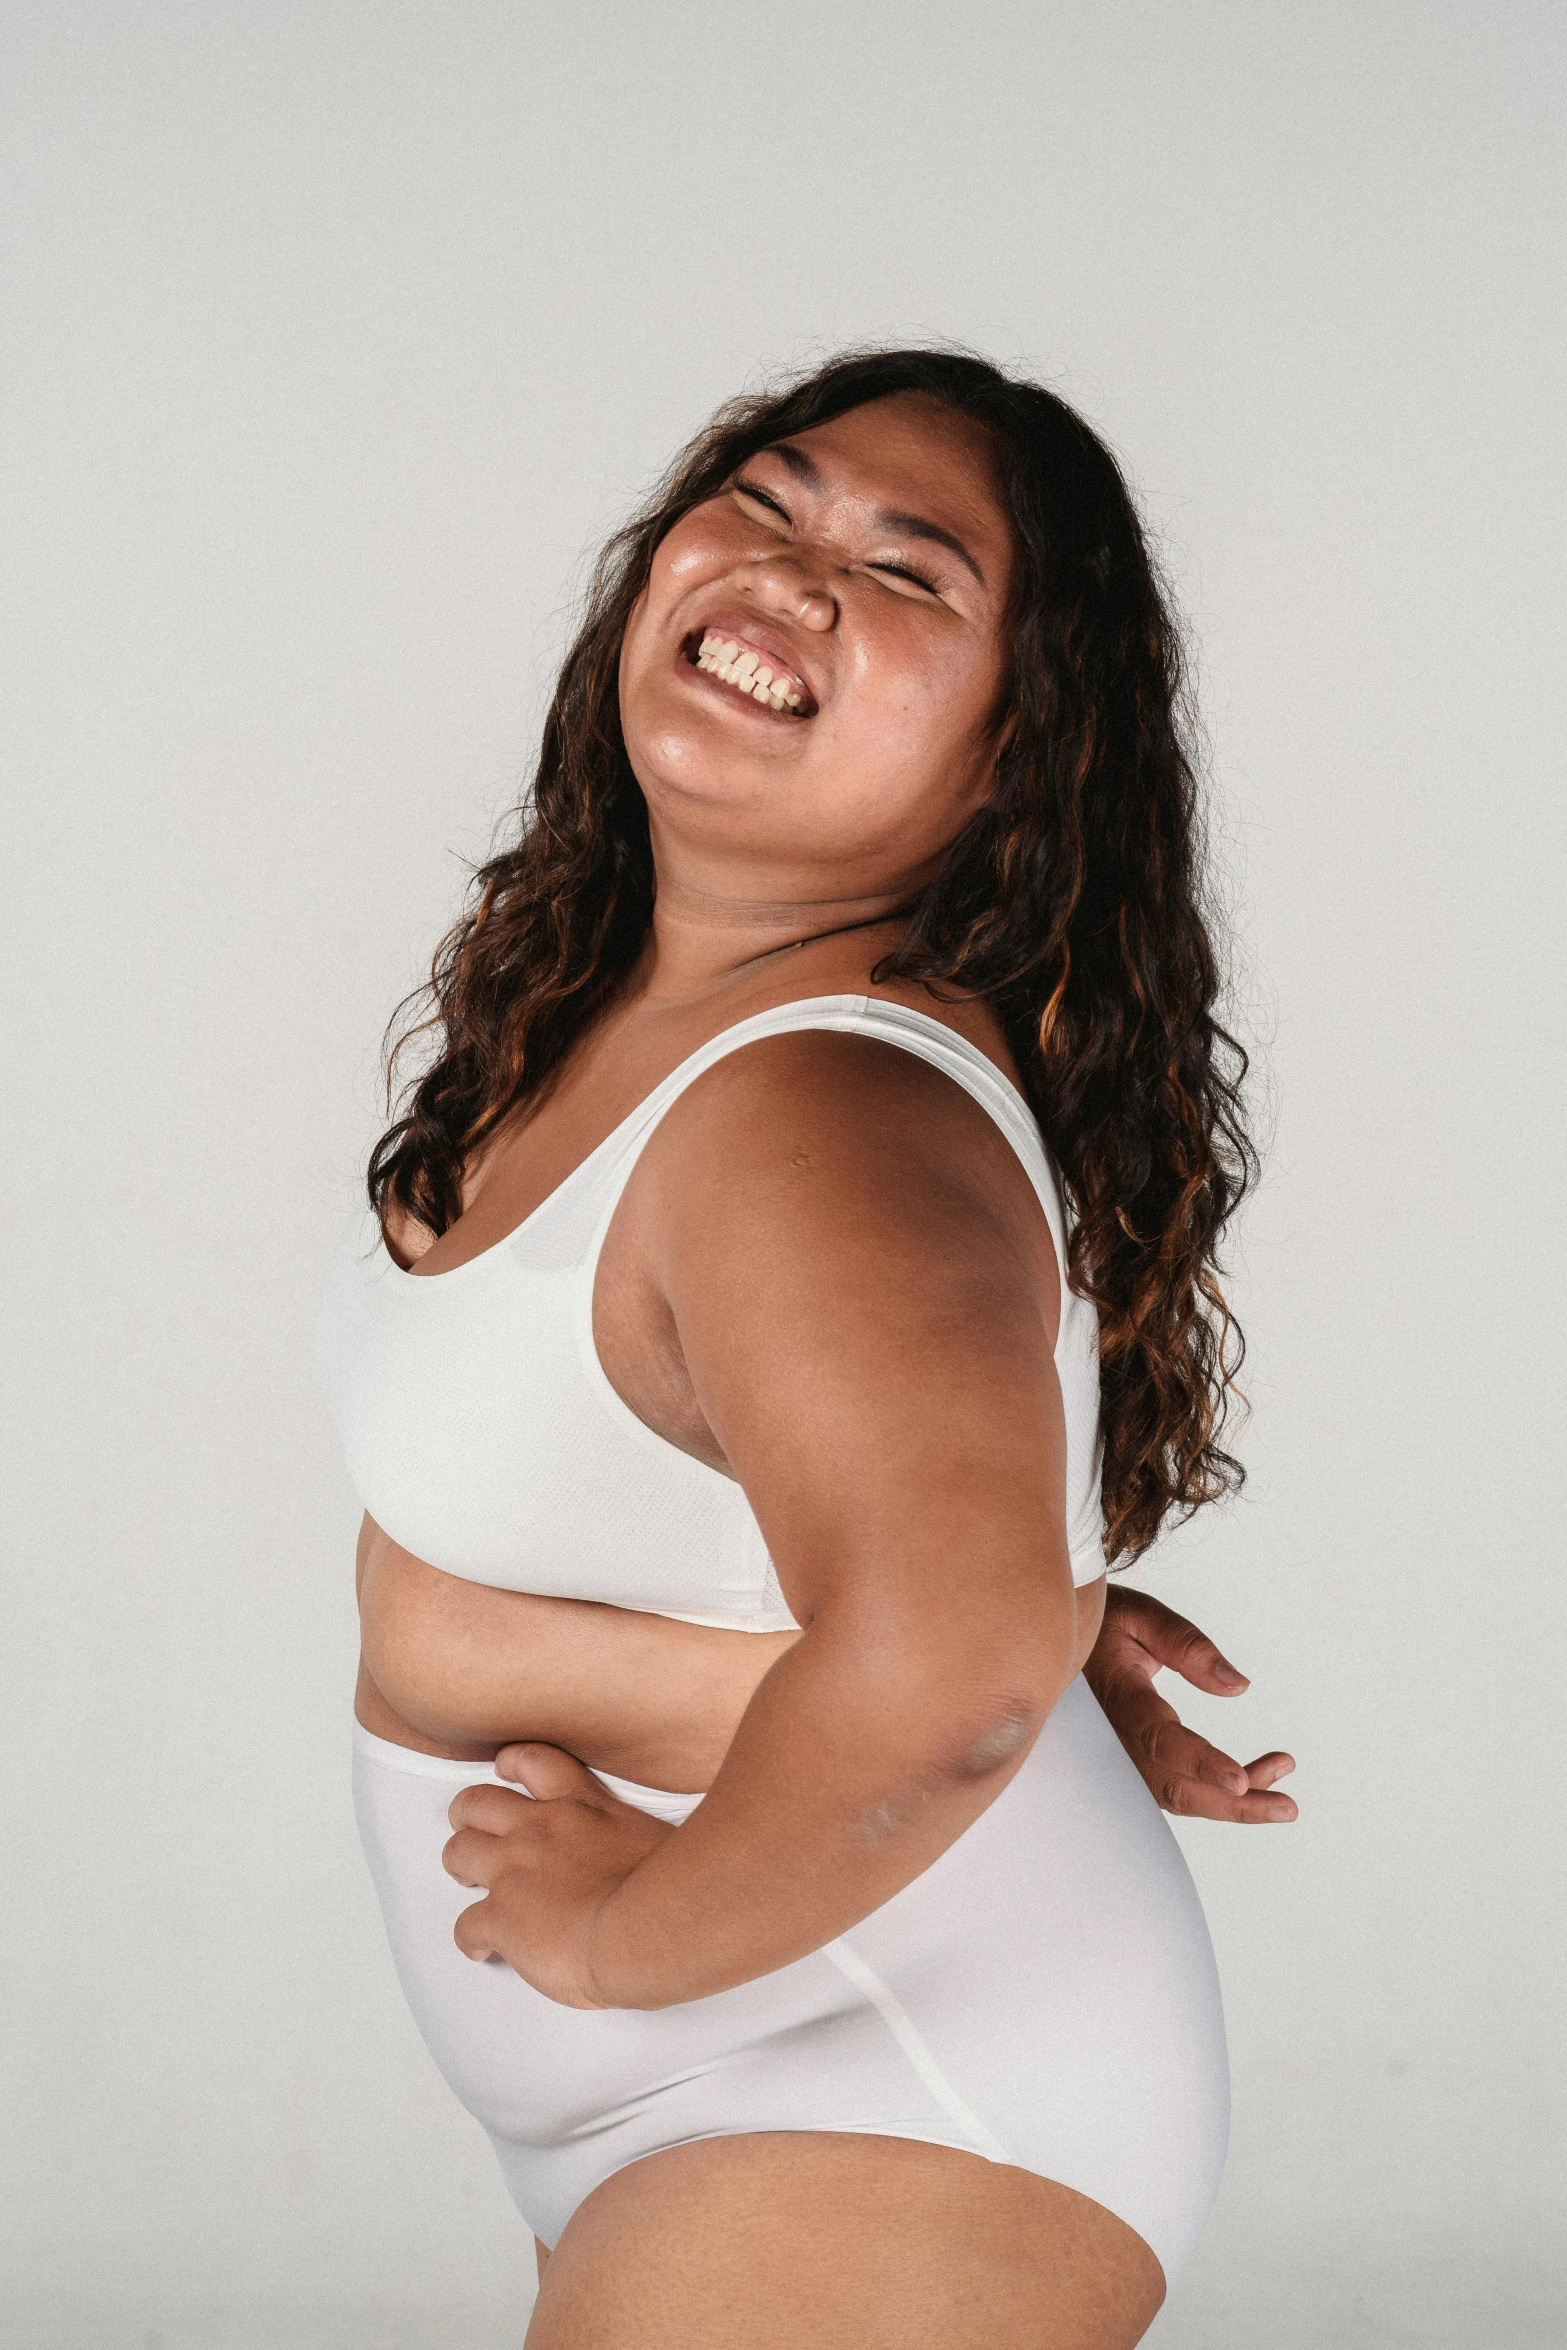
[3,6,1563,2346]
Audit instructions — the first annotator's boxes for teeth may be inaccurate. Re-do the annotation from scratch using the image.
[693,633,805,711]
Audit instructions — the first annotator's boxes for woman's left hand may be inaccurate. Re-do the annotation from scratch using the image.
[1086,1587,1297,1823]
[442,1744,674,2007]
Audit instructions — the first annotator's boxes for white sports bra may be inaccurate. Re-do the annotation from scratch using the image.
[317,996,1108,1631]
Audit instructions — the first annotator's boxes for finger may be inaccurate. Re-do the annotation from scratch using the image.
[1134,1717,1250,1798]
[1243,1751,1297,1789]
[1156,1771,1299,1824]
[452,1896,497,1963]
[1233,1784,1298,1823]
[442,1826,510,1887]
[1104,1679,1181,1755]
[1107,1589,1249,1692]
[494,1742,609,1802]
[1141,1720,1249,1785]
[448,1782,542,1835]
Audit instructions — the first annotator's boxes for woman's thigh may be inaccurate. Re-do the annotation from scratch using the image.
[524,2132,1165,2350]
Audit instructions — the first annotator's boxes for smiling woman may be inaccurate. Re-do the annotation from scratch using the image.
[614,394,1018,902]
[318,349,1283,2349]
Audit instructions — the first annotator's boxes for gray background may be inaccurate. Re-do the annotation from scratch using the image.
[4,4,1563,2344]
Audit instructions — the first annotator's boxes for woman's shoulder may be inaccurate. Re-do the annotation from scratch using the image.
[857,974,1027,1094]
[628,1001,1056,1303]
[719,951,1028,1099]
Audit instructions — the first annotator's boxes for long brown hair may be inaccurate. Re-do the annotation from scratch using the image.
[370,348,1256,1562]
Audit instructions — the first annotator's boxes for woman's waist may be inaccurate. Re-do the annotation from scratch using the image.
[357,1531,801,1787]
[351,1713,706,1823]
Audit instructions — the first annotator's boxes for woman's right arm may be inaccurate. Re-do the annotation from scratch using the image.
[453,1031,1090,2009]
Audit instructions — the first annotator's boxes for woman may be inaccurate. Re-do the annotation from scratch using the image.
[319,348,1293,2347]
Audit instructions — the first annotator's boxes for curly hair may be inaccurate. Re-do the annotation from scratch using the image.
[369,348,1256,1563]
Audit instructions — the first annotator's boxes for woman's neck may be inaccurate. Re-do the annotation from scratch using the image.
[633,834,933,1009]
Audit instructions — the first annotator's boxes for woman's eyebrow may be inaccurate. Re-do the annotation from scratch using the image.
[873,508,986,586]
[759,440,986,586]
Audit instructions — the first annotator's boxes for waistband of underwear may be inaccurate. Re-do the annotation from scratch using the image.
[351,1714,705,1825]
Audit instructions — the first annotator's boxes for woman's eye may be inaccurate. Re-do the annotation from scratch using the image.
[728,485,938,596]
[732,481,789,521]
[872,560,939,594]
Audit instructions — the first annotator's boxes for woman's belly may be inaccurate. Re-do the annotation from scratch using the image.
[355,1516,1108,1793]
[355,1516,801,1790]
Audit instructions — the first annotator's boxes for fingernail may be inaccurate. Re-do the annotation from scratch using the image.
[1215,1665,1249,1689]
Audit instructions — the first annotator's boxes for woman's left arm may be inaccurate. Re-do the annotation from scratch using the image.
[442,1036,1091,2009]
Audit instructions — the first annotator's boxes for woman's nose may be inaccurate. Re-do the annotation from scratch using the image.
[743,555,839,632]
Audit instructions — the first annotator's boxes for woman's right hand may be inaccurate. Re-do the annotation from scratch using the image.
[1084,1586,1298,1823]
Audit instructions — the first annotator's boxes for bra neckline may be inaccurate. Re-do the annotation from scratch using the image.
[370,993,1031,1292]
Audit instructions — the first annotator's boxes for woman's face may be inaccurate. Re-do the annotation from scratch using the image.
[618,392,1016,896]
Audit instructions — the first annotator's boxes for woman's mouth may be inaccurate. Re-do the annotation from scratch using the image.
[689,631,811,715]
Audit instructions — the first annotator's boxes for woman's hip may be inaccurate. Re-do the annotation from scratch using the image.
[350,1675,1228,2282]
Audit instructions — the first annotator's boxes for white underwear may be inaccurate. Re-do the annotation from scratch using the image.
[352,1675,1229,2286]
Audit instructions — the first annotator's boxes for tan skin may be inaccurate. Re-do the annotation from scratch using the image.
[356,394,1294,2346]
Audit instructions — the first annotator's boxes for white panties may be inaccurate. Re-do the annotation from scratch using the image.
[352,1676,1229,2286]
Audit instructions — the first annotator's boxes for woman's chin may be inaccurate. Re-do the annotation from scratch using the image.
[631,720,812,810]
[628,666,811,763]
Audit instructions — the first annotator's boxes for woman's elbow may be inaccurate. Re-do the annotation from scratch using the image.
[925,1609,1077,1781]
[905,1660,1067,1788]
[808,1600,1075,1793]
[944,1692,1051,1781]
[930,1691,1066,1776]
[843,1687,1055,1848]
